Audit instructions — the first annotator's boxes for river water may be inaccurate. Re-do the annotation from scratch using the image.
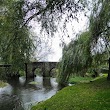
[0,76,59,110]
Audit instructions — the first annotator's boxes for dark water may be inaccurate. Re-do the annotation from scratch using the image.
[0,76,58,110]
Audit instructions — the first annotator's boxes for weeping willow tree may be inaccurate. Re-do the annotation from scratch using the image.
[90,0,110,45]
[89,0,110,79]
[59,31,92,86]
[90,0,110,55]
[0,0,35,73]
[58,0,110,85]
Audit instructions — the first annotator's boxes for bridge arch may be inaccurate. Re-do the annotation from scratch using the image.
[49,67,58,77]
[25,62,58,78]
[34,68,42,75]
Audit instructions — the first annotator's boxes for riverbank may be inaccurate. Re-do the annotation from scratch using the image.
[0,80,7,88]
[69,76,94,84]
[31,75,110,110]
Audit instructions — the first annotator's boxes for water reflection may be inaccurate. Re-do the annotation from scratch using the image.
[0,76,58,110]
[43,77,52,91]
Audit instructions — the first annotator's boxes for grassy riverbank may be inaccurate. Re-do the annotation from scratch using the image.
[0,80,7,88]
[69,76,94,84]
[31,75,110,110]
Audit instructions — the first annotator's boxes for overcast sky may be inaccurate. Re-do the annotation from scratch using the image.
[30,12,89,62]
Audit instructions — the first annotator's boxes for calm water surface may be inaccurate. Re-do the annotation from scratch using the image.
[0,76,58,110]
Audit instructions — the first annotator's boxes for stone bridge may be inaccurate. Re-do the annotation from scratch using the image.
[25,62,59,78]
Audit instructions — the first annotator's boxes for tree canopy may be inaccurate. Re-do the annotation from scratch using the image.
[90,0,110,53]
[0,0,35,72]
[59,31,92,85]
[58,0,110,85]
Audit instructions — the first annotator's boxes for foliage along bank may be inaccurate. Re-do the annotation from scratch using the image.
[58,0,110,85]
[0,80,7,88]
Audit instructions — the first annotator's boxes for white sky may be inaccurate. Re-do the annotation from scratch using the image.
[49,13,89,62]
[30,12,89,62]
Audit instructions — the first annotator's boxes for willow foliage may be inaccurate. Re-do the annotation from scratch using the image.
[0,0,35,71]
[90,0,110,53]
[59,31,92,85]
[22,0,88,36]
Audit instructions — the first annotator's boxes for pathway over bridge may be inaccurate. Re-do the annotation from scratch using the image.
[25,62,59,78]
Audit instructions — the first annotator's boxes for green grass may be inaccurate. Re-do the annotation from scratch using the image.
[0,80,7,87]
[69,76,94,84]
[31,75,110,110]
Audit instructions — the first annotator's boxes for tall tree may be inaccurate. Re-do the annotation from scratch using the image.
[0,0,35,72]
[89,0,110,79]
[90,0,110,52]
[59,31,92,86]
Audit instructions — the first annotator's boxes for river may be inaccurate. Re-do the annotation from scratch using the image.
[0,76,59,110]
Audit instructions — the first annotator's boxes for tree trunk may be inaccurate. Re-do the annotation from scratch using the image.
[25,63,28,79]
[107,58,110,80]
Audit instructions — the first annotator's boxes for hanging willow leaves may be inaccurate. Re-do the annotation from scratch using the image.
[0,0,35,72]
[22,0,88,36]
[90,0,110,53]
[59,31,92,86]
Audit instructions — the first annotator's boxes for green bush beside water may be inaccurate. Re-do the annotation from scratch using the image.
[0,81,7,88]
[31,76,110,110]
[69,76,94,84]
